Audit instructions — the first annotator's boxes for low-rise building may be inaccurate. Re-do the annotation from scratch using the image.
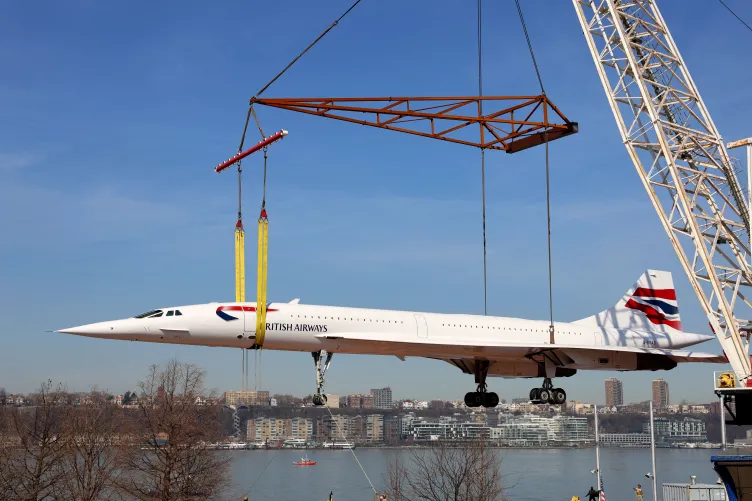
[644,417,707,443]
[600,433,651,447]
[224,390,270,406]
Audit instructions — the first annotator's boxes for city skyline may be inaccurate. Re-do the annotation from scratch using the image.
[1,376,700,408]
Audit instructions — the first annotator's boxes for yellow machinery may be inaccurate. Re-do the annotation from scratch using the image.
[718,372,737,389]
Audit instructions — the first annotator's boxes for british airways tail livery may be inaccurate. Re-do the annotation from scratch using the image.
[57,270,722,408]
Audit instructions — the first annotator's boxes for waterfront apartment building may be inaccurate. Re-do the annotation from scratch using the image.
[605,378,623,407]
[411,418,489,441]
[316,414,349,442]
[643,416,707,443]
[600,433,651,447]
[367,414,384,442]
[290,417,314,441]
[371,388,393,409]
[493,414,590,446]
[249,417,289,442]
[384,415,401,445]
[652,378,669,409]
[224,390,270,407]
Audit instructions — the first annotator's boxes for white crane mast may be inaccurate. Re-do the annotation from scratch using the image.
[572,0,752,380]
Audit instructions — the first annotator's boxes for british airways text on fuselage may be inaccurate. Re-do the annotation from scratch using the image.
[266,322,328,333]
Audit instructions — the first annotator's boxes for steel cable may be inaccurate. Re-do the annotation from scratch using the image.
[514,0,555,339]
[478,0,488,316]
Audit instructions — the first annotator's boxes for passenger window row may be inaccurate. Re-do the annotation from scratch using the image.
[287,314,404,324]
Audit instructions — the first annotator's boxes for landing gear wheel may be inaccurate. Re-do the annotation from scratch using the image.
[529,388,540,402]
[483,392,499,408]
[464,392,483,408]
[538,389,551,404]
[552,388,566,405]
[312,393,328,406]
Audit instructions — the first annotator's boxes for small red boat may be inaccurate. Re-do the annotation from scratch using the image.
[293,455,316,466]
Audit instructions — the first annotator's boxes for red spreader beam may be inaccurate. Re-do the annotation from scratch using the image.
[215,129,288,173]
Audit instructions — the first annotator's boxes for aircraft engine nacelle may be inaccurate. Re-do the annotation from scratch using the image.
[563,349,677,371]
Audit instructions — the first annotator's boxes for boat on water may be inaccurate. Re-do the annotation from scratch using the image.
[293,455,316,466]
[322,441,355,449]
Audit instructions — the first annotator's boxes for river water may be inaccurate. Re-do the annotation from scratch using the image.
[226,447,728,501]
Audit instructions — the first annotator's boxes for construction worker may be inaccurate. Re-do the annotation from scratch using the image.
[586,486,599,501]
[571,496,581,501]
[634,484,644,501]
[329,491,334,501]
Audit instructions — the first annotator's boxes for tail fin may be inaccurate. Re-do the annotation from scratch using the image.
[573,269,682,332]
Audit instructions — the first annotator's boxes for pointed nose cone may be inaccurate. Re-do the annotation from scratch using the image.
[56,321,113,338]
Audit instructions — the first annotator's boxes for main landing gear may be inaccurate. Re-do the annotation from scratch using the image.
[464,360,499,408]
[529,378,566,405]
[311,350,333,406]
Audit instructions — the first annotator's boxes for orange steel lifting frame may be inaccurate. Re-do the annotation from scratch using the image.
[249,95,577,153]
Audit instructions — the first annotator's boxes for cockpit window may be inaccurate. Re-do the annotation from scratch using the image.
[134,310,162,319]
[175,310,182,316]
[166,311,174,317]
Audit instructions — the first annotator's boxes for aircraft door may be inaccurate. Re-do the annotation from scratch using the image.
[593,331,602,346]
[244,307,255,333]
[414,314,428,338]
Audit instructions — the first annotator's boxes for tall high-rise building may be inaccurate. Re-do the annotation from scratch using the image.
[371,387,393,409]
[605,378,623,407]
[652,378,669,409]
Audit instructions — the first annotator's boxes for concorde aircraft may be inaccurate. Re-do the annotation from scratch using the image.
[58,270,723,408]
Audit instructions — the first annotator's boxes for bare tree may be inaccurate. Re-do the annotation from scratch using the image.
[385,439,508,501]
[118,360,231,501]
[54,391,124,501]
[0,405,19,500]
[2,380,69,501]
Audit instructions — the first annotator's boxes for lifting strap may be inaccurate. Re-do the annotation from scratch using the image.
[255,148,270,347]
[235,219,245,303]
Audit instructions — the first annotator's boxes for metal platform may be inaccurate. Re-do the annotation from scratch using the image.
[715,371,752,426]
[711,456,752,501]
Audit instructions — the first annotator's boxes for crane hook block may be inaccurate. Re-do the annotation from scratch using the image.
[214,129,288,173]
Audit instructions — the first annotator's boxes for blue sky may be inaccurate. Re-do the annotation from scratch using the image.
[1,0,751,405]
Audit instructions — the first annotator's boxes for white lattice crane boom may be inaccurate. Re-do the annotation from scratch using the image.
[572,0,752,382]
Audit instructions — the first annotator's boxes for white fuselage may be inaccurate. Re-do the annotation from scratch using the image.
[59,301,713,377]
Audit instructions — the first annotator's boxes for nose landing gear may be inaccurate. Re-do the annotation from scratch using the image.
[311,350,333,406]
[529,378,566,405]
[464,360,499,408]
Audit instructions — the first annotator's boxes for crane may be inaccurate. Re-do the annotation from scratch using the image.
[572,0,752,423]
